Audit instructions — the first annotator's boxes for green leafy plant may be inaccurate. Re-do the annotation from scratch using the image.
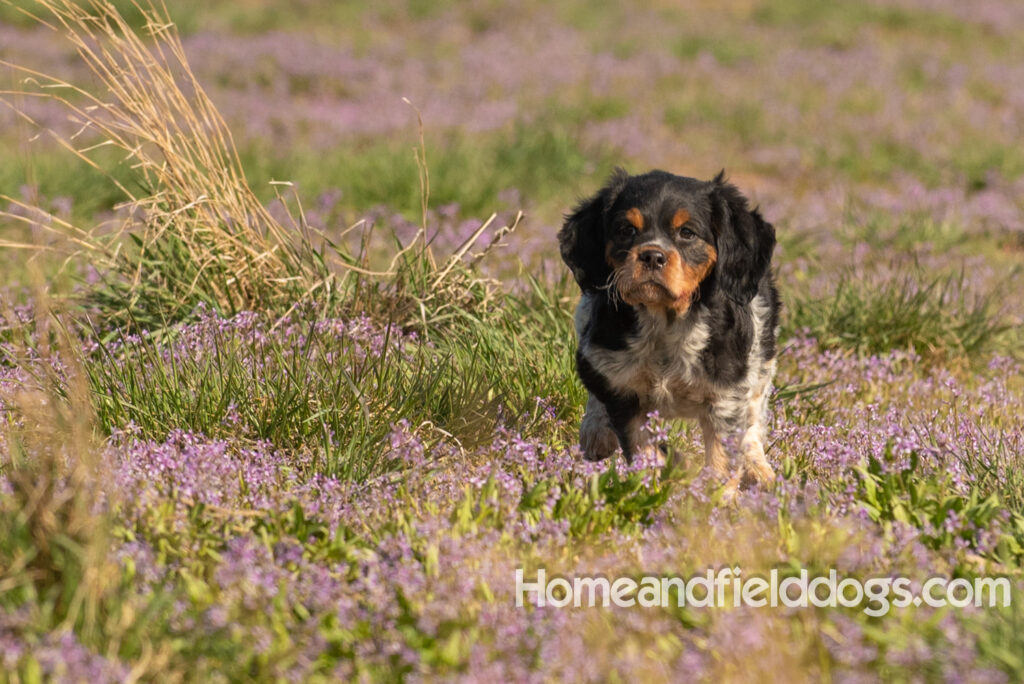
[853,447,1022,560]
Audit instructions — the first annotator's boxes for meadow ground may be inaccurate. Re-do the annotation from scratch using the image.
[1,0,1024,680]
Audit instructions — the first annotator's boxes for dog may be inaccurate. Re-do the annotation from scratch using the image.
[559,169,780,493]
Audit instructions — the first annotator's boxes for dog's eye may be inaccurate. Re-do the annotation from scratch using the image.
[616,224,636,239]
[679,228,696,240]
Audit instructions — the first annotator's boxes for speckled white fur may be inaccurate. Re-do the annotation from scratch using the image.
[576,292,776,486]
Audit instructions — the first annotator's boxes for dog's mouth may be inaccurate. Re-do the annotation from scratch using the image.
[622,278,676,302]
[617,274,694,311]
[611,250,709,314]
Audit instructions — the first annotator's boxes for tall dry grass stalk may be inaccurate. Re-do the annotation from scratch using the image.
[0,0,520,335]
[1,0,335,327]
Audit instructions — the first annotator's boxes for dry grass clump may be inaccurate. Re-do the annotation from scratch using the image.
[1,0,335,331]
[1,0,520,336]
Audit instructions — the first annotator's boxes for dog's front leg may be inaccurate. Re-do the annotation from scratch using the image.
[738,362,776,487]
[579,394,620,462]
[602,396,644,465]
[705,385,776,499]
[608,407,673,467]
[701,414,745,503]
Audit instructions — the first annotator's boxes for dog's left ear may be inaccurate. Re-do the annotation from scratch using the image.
[559,168,629,291]
[709,171,776,305]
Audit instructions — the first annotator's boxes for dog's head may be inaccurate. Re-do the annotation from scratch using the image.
[558,169,775,312]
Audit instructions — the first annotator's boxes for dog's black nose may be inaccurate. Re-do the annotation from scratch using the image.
[638,249,667,269]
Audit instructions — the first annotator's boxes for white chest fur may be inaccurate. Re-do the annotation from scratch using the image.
[576,294,718,418]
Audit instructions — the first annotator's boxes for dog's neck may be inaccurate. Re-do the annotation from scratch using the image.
[624,297,702,329]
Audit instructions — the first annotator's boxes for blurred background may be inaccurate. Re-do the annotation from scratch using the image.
[3,0,1022,293]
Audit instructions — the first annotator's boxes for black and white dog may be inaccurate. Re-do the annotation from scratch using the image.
[559,169,780,492]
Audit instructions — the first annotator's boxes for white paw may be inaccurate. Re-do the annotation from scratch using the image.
[742,460,776,487]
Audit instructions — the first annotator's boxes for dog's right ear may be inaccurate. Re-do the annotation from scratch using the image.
[558,168,629,291]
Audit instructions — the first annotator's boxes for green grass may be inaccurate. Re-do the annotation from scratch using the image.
[821,135,937,186]
[785,269,1014,362]
[0,0,385,35]
[750,0,994,49]
[817,134,1024,190]
[0,0,203,32]
[81,262,581,481]
[840,214,972,254]
[957,142,1024,191]
[238,123,609,221]
[1,120,602,228]
[664,97,773,148]
[955,422,1024,519]
[1,146,142,222]
[853,448,1019,559]
[672,33,760,66]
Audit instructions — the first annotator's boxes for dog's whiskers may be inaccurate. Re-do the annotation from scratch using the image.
[602,268,628,309]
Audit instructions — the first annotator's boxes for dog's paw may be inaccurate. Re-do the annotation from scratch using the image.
[580,413,619,462]
[718,460,775,505]
[740,435,776,488]
[739,460,776,489]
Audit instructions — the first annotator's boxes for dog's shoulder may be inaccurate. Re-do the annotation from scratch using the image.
[574,291,637,352]
[699,278,780,386]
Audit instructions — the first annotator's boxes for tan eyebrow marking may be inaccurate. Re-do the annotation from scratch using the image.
[672,208,691,230]
[625,207,644,231]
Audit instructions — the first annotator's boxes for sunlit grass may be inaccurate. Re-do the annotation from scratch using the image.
[785,268,1014,362]
[2,0,1024,680]
[82,273,582,480]
[237,123,610,220]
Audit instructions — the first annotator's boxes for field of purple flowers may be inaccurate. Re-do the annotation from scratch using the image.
[2,0,1024,681]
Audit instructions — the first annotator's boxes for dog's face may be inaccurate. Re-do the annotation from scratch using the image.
[559,169,775,310]
[602,177,718,315]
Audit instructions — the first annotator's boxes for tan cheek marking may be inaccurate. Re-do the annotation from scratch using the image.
[625,208,645,231]
[672,208,691,230]
[703,243,718,273]
[670,243,718,314]
[662,251,688,297]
